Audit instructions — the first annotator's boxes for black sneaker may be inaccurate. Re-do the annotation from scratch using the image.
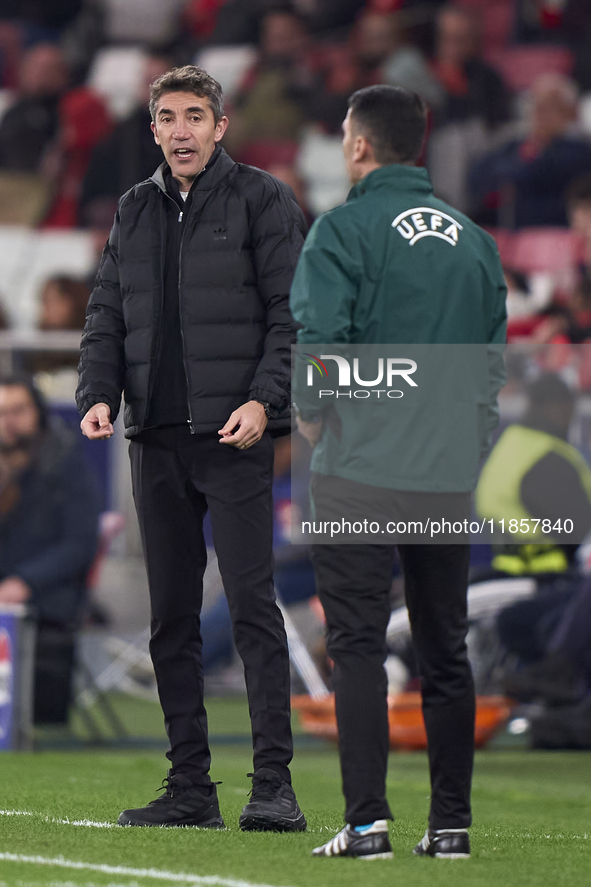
[239,767,307,832]
[312,821,393,859]
[413,828,470,858]
[117,772,225,828]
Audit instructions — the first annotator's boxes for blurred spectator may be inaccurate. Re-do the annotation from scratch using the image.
[515,0,565,42]
[0,1,83,32]
[266,161,315,226]
[38,275,90,331]
[567,172,591,279]
[0,301,8,330]
[24,275,91,376]
[476,372,591,576]
[314,10,441,132]
[0,374,100,723]
[430,5,511,130]
[382,12,443,109]
[0,43,69,171]
[43,86,113,228]
[208,0,366,45]
[563,0,591,91]
[224,7,316,154]
[469,74,591,228]
[183,0,229,43]
[79,53,170,229]
[501,576,591,712]
[427,4,511,213]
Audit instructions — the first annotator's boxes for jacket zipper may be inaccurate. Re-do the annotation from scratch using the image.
[177,204,196,433]
[143,200,167,429]
[150,172,213,435]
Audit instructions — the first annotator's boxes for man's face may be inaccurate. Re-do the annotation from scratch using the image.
[0,386,41,453]
[436,11,475,66]
[529,83,575,144]
[151,90,228,188]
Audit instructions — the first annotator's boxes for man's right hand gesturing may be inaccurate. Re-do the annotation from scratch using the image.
[81,402,114,440]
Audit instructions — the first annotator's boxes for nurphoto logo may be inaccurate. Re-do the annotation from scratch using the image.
[303,353,418,400]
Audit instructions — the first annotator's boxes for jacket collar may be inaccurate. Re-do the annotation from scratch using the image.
[347,164,433,202]
[150,145,236,195]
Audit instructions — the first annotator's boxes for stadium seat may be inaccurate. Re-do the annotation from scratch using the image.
[236,139,299,170]
[5,229,96,330]
[297,129,349,214]
[86,46,148,120]
[193,45,258,101]
[487,45,574,92]
[484,227,514,265]
[509,227,584,274]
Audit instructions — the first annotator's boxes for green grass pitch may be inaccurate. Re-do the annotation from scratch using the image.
[0,696,590,887]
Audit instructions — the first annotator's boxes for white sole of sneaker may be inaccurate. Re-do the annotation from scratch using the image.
[360,852,394,860]
[433,853,470,859]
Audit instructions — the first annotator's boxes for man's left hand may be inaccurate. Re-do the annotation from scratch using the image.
[218,401,268,449]
[297,415,324,448]
[0,576,31,604]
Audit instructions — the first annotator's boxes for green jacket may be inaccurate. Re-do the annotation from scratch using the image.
[290,164,507,492]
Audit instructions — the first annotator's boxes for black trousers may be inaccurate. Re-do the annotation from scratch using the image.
[129,428,293,784]
[311,542,474,829]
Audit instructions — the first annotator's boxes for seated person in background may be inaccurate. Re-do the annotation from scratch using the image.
[469,74,591,228]
[567,172,591,305]
[0,43,69,172]
[315,10,442,131]
[476,372,591,576]
[79,53,170,230]
[426,4,511,213]
[0,375,100,723]
[39,275,90,332]
[430,4,510,131]
[224,7,316,155]
[477,372,591,714]
[25,275,91,376]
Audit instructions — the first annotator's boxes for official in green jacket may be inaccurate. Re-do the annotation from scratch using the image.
[290,85,507,861]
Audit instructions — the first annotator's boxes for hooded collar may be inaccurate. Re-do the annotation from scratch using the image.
[347,163,433,202]
[150,144,236,197]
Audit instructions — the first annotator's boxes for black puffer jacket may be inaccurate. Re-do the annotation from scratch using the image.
[76,147,306,437]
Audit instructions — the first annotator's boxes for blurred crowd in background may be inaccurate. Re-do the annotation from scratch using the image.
[3,1,591,739]
[0,0,591,358]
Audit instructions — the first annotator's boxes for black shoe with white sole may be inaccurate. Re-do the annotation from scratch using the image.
[117,772,225,828]
[312,820,393,859]
[239,767,307,832]
[413,828,470,858]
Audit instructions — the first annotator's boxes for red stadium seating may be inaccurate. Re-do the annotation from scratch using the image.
[487,45,574,92]
[509,227,584,273]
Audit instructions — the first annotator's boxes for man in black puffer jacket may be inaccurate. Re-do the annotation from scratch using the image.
[77,66,307,832]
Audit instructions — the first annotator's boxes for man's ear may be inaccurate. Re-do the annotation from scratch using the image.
[353,133,372,164]
[151,121,160,145]
[214,116,229,143]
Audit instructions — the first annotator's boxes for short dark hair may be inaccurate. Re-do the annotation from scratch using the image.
[348,85,427,165]
[566,172,591,208]
[149,65,224,123]
[0,373,48,428]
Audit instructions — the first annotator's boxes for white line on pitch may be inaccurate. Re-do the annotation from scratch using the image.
[0,853,291,887]
[0,808,114,828]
